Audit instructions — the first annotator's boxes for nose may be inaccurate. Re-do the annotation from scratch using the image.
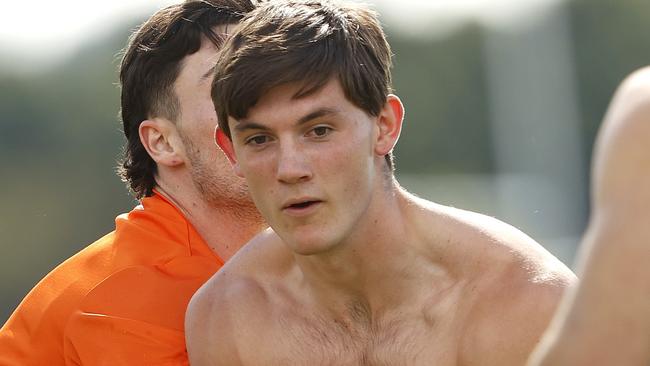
[276,139,312,184]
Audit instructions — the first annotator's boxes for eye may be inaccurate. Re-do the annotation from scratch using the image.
[245,134,271,146]
[309,125,332,138]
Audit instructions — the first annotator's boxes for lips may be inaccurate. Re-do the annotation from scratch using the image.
[282,198,323,215]
[283,199,321,209]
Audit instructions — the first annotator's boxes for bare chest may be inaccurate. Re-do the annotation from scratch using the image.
[243,307,466,366]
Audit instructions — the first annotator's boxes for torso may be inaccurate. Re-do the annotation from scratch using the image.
[212,194,573,366]
[252,287,472,366]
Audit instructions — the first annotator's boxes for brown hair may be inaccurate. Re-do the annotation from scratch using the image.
[212,0,395,167]
[118,0,256,199]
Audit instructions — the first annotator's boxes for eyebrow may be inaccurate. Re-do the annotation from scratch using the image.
[233,107,339,133]
[297,107,338,125]
[233,120,269,133]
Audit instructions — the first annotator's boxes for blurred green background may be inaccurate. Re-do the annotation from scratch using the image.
[1,0,649,322]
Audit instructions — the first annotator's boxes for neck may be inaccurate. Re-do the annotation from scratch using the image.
[295,185,452,320]
[155,182,265,261]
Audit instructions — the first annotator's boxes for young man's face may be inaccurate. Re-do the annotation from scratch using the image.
[220,78,400,254]
[173,28,255,210]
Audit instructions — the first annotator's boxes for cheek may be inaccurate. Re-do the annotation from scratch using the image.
[247,181,278,221]
[340,134,377,192]
[234,147,268,175]
[193,135,220,160]
[188,105,219,136]
[180,113,218,146]
[333,129,375,168]
[320,142,370,193]
[236,151,273,192]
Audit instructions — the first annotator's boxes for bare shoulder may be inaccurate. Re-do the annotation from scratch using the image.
[448,205,577,308]
[416,202,575,365]
[460,265,572,366]
[597,66,650,158]
[452,209,575,365]
[613,66,650,105]
[185,272,266,365]
[185,229,291,365]
[420,198,575,284]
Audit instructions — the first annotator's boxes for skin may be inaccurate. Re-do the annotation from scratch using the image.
[186,78,575,365]
[527,67,650,366]
[138,25,265,260]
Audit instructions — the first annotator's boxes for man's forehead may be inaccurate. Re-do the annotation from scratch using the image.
[233,80,353,128]
[234,105,341,128]
[256,78,345,109]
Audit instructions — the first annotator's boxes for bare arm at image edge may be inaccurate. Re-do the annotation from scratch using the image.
[528,67,650,366]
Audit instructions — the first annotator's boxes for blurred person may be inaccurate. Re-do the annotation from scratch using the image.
[527,67,650,366]
[0,0,265,364]
[185,1,575,365]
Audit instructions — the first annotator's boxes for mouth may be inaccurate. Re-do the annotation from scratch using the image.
[282,199,323,215]
[287,200,318,209]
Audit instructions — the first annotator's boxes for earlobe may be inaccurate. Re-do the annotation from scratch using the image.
[139,119,184,167]
[215,127,243,177]
[375,94,404,156]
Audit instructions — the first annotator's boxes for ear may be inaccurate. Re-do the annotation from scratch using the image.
[215,126,243,177]
[139,118,184,167]
[374,94,404,156]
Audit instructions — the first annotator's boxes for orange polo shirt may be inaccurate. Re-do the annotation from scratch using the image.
[0,192,223,365]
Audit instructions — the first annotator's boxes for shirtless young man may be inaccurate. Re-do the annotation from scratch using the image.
[527,68,650,366]
[186,1,575,365]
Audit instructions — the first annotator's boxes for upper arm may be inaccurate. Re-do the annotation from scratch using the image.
[0,290,61,365]
[587,67,650,276]
[577,66,650,348]
[0,260,88,365]
[527,68,650,366]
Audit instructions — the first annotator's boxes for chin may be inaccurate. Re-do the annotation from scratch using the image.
[291,244,332,257]
[284,232,342,257]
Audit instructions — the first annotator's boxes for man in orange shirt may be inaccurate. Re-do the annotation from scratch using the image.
[0,1,265,364]
[527,68,650,365]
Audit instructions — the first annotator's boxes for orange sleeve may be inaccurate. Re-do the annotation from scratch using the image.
[0,194,222,365]
[0,235,115,366]
[64,314,188,366]
[0,298,67,366]
[63,256,220,366]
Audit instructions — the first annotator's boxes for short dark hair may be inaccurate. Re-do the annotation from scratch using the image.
[212,0,395,167]
[118,0,256,199]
